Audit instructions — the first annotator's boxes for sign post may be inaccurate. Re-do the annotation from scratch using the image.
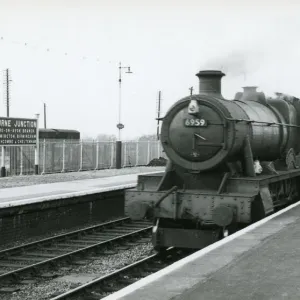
[0,116,38,177]
[116,123,124,169]
[1,146,5,177]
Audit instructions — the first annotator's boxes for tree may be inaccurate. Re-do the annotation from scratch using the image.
[96,134,117,141]
[138,134,157,141]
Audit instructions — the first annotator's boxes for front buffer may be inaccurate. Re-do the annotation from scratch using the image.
[125,171,300,250]
[126,188,254,249]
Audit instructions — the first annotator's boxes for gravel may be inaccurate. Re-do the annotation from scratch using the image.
[2,242,154,300]
[0,166,164,189]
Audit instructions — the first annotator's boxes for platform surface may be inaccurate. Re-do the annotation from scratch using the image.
[104,201,300,300]
[0,169,164,209]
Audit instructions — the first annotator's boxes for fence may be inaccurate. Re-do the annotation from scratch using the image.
[3,140,165,176]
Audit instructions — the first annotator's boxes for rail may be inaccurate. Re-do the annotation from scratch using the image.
[0,217,152,286]
[50,247,195,300]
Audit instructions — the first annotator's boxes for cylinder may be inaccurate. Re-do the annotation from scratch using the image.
[195,70,225,98]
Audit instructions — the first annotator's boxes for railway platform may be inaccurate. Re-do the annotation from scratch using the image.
[0,166,164,246]
[0,168,163,209]
[105,201,300,300]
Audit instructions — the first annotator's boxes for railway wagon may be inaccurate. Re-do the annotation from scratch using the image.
[125,69,300,251]
[39,129,80,140]
[38,129,81,172]
[8,129,80,174]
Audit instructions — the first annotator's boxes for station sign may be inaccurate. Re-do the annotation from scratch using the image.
[0,117,37,145]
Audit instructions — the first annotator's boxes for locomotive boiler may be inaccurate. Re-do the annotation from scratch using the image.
[125,70,300,250]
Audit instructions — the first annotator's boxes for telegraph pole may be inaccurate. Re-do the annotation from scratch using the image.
[6,69,9,117]
[1,69,12,177]
[156,91,162,140]
[4,69,11,117]
[44,103,47,128]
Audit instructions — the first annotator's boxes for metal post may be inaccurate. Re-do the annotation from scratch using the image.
[118,63,122,142]
[20,146,23,176]
[116,63,132,167]
[117,62,132,142]
[110,142,114,169]
[95,141,99,170]
[61,139,66,172]
[70,143,73,171]
[51,142,55,173]
[116,141,122,169]
[147,140,150,165]
[34,114,40,175]
[135,141,139,166]
[79,139,83,171]
[1,146,5,177]
[41,139,46,175]
[123,141,127,167]
[157,141,161,158]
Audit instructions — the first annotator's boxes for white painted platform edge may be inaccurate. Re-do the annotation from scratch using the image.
[0,184,136,209]
[0,171,161,209]
[102,200,300,300]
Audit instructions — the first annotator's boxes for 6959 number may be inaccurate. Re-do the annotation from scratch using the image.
[184,118,207,127]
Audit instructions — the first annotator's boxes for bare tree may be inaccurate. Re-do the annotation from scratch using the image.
[138,134,157,141]
[96,134,117,141]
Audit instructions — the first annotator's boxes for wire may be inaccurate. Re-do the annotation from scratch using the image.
[0,35,113,64]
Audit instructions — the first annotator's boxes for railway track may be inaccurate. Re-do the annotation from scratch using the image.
[0,217,152,288]
[50,247,195,300]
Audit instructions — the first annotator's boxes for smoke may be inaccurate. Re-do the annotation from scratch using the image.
[201,49,265,78]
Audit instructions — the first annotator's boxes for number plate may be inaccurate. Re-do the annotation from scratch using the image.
[184,118,207,127]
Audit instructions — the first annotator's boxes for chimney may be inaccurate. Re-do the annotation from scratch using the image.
[196,70,225,99]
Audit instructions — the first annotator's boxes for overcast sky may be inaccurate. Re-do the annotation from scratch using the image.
[0,0,299,139]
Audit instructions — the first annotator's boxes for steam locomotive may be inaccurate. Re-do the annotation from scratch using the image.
[125,70,300,250]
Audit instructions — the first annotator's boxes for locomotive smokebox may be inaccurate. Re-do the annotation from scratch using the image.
[196,70,225,99]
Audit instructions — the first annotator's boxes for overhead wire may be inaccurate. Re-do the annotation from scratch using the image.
[0,35,113,64]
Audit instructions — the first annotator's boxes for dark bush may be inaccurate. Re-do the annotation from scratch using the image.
[147,157,167,166]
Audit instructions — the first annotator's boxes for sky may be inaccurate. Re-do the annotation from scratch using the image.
[0,0,300,140]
